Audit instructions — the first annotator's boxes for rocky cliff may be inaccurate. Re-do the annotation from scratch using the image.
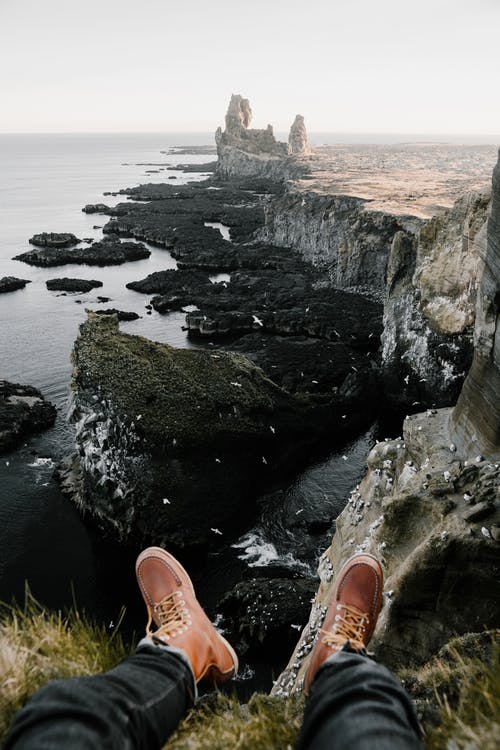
[452,153,500,459]
[382,190,490,409]
[215,95,310,180]
[260,191,420,295]
[273,153,500,697]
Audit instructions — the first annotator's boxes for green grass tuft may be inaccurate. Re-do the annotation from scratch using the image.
[0,592,129,741]
[164,692,305,750]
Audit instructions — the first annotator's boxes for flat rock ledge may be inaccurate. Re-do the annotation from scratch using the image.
[46,278,103,293]
[0,380,57,453]
[0,277,31,294]
[29,232,81,248]
[15,237,150,267]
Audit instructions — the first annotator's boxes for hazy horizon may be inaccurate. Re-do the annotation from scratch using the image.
[1,0,499,135]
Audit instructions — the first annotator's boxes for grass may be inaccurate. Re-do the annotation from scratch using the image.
[0,592,129,741]
[164,692,305,750]
[401,630,500,750]
[0,597,498,750]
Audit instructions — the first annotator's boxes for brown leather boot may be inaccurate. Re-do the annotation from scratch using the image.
[136,546,238,685]
[304,553,383,694]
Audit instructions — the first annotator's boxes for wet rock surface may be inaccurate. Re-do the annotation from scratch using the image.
[46,278,103,293]
[0,380,57,453]
[219,577,317,661]
[29,232,80,247]
[0,277,31,294]
[15,237,150,267]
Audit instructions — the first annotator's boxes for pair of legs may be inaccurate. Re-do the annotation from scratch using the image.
[5,550,423,749]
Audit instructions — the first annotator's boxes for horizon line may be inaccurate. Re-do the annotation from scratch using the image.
[1,129,500,139]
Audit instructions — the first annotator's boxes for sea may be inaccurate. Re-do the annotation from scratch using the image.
[0,130,473,682]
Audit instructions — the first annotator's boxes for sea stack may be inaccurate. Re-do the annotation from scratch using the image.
[288,114,311,155]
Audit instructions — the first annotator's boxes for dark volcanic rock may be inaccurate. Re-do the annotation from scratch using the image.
[29,232,80,247]
[0,380,56,453]
[219,577,317,658]
[14,239,150,267]
[46,278,103,293]
[127,269,212,295]
[62,312,368,551]
[0,276,31,294]
[95,309,140,321]
[82,204,110,214]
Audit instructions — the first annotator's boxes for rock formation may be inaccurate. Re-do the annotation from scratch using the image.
[273,154,500,697]
[452,151,500,458]
[46,278,103,293]
[0,381,56,453]
[61,312,358,551]
[0,277,31,294]
[261,192,418,295]
[215,95,307,180]
[14,238,150,267]
[382,190,490,409]
[29,232,80,248]
[288,115,310,155]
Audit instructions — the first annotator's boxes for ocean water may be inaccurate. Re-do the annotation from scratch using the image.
[0,133,378,652]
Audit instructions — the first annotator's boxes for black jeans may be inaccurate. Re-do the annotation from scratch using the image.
[5,643,423,750]
[297,650,423,749]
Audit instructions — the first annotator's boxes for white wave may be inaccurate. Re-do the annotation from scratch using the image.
[232,531,310,573]
[28,457,55,469]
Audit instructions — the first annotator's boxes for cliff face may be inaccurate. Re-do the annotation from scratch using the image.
[451,152,500,459]
[215,95,309,180]
[260,191,420,295]
[273,157,500,697]
[382,190,490,408]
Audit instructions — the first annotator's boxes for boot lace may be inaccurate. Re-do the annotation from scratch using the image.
[320,603,368,652]
[146,591,192,640]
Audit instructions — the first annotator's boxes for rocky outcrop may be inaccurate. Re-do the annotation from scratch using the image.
[82,204,110,214]
[46,278,103,293]
[62,313,359,551]
[260,191,419,295]
[382,190,490,409]
[215,95,308,180]
[14,237,150,267]
[273,408,500,695]
[95,309,140,321]
[0,277,31,294]
[0,381,56,453]
[288,115,310,155]
[451,151,500,459]
[273,157,500,697]
[29,232,80,248]
[219,577,317,661]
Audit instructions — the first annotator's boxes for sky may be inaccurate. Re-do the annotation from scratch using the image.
[0,0,499,135]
